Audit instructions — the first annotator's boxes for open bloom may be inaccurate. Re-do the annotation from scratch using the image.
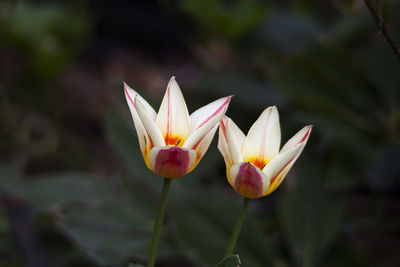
[218,106,312,198]
[124,77,232,179]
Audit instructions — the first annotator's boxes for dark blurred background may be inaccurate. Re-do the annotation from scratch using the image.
[0,0,399,266]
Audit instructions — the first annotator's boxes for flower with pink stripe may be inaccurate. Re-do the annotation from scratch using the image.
[218,106,312,198]
[125,76,232,178]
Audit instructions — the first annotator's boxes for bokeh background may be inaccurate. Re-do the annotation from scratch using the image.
[0,0,399,266]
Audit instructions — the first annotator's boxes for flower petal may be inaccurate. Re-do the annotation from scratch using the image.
[189,95,234,132]
[155,77,191,145]
[229,162,270,199]
[226,118,244,164]
[280,125,312,153]
[217,118,233,173]
[262,143,305,195]
[135,96,166,147]
[124,82,157,120]
[183,96,231,150]
[124,82,157,168]
[149,146,196,178]
[191,123,219,169]
[241,106,281,169]
[218,116,246,169]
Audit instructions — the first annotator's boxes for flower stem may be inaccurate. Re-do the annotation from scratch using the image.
[147,178,172,267]
[225,197,250,256]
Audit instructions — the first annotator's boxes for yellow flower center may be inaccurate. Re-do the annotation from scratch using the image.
[244,157,269,170]
[164,134,183,146]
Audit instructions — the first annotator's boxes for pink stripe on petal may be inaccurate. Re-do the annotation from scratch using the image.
[280,125,312,154]
[183,96,232,150]
[196,96,233,130]
[124,82,157,120]
[299,126,312,143]
[156,77,191,145]
[124,84,135,108]
[262,143,306,195]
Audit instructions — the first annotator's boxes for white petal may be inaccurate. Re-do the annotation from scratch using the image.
[193,123,219,165]
[242,106,281,163]
[262,143,305,195]
[135,97,165,147]
[124,82,157,121]
[190,95,234,132]
[124,83,154,167]
[280,125,312,154]
[182,96,231,149]
[155,77,191,145]
[217,118,233,169]
[225,116,245,149]
[217,116,246,168]
[226,119,243,164]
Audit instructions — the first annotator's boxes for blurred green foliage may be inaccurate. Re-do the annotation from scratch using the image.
[0,1,90,84]
[177,0,270,40]
[1,0,400,266]
[215,255,241,267]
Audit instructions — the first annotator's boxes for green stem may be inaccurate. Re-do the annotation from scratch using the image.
[147,178,172,267]
[224,197,250,256]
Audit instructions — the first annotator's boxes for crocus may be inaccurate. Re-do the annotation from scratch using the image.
[218,106,312,198]
[124,76,232,178]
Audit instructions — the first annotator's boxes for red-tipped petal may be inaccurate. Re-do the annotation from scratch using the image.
[124,82,157,168]
[280,125,312,153]
[183,95,232,150]
[190,95,234,132]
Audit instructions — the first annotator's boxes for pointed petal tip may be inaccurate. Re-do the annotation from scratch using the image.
[260,105,279,116]
[300,125,313,143]
[271,105,278,111]
[221,95,233,109]
[223,95,234,103]
[124,82,137,97]
[166,76,182,93]
[123,81,132,91]
[168,76,177,85]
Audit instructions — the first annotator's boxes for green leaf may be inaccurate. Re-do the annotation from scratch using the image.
[278,164,343,267]
[216,254,241,267]
[0,165,173,266]
[172,190,271,267]
[177,0,270,40]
